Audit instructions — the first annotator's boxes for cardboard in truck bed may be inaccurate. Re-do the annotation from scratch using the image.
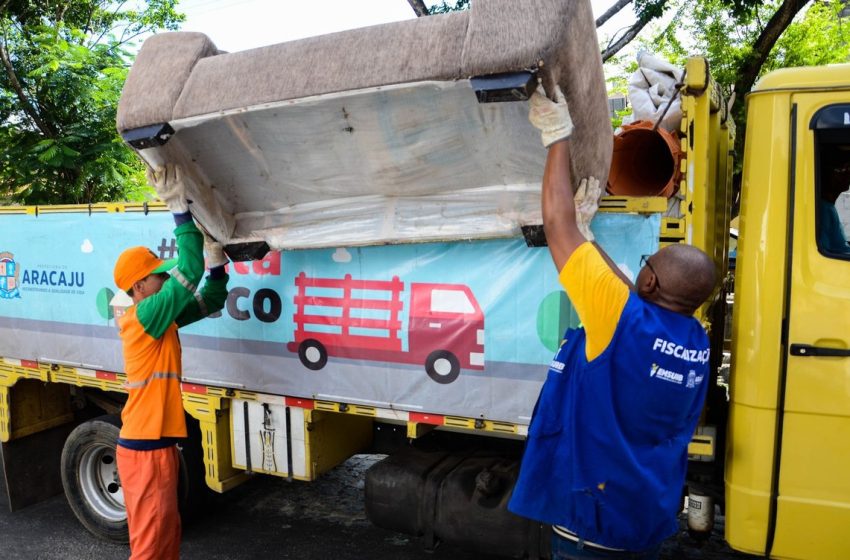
[116,0,612,250]
[0,211,658,424]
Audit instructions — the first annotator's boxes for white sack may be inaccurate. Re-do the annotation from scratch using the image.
[627,52,684,131]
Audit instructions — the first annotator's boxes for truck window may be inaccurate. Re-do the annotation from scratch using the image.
[431,289,475,314]
[816,140,850,258]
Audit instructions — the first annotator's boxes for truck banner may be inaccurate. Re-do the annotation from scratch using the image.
[0,210,659,424]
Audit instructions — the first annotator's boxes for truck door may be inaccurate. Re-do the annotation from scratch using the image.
[770,99,850,560]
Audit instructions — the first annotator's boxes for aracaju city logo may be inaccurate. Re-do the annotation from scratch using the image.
[1,253,86,297]
[0,252,20,299]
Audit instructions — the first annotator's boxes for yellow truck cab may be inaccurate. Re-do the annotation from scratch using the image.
[726,64,850,559]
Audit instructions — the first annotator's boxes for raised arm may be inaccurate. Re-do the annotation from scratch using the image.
[541,142,585,270]
[136,164,224,338]
[529,87,591,271]
[529,87,634,290]
[176,234,230,328]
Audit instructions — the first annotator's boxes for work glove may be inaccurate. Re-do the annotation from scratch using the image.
[574,177,602,242]
[146,164,189,214]
[204,233,229,269]
[529,84,574,148]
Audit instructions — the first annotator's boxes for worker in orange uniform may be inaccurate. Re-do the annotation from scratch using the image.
[112,164,229,559]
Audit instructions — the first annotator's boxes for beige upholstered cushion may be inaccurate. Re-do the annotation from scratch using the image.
[172,13,468,122]
[116,32,218,133]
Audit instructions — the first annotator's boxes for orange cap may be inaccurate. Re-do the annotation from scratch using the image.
[113,246,177,292]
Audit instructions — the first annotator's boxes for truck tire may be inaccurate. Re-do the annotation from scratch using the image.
[60,414,128,543]
[61,414,210,543]
[425,350,460,384]
[298,339,328,370]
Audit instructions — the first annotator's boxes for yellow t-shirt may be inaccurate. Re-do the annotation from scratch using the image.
[558,243,630,361]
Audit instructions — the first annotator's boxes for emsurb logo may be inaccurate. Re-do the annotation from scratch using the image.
[0,252,20,299]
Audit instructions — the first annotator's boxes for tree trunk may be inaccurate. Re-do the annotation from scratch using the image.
[407,0,430,17]
[730,0,812,190]
[601,16,653,61]
[733,0,812,99]
[0,39,54,137]
[596,0,633,27]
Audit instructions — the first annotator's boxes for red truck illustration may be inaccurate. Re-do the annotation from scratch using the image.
[285,273,484,384]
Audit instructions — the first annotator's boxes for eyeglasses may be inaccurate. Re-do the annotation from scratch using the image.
[640,254,661,290]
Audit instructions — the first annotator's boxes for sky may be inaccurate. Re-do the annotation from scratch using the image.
[175,0,636,54]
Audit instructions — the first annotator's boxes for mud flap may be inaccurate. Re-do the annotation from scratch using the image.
[1,422,75,511]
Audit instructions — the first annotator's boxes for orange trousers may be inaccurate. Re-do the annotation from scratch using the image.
[117,445,181,560]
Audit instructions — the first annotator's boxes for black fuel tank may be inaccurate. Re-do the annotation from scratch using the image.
[365,446,549,559]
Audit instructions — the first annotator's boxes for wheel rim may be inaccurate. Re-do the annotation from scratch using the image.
[79,443,125,522]
[433,358,453,377]
[305,346,321,364]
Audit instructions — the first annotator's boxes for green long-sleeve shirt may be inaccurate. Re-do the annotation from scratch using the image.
[136,221,229,338]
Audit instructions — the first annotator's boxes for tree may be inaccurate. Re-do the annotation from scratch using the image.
[599,0,795,62]
[644,0,849,164]
[643,0,825,98]
[0,1,183,205]
[601,0,671,61]
[732,0,812,99]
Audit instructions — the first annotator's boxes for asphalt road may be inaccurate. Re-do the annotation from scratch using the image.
[0,454,754,560]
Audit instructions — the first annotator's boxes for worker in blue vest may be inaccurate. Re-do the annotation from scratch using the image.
[508,85,717,559]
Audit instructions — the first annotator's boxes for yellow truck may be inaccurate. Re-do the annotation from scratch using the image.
[0,3,848,558]
[724,63,850,559]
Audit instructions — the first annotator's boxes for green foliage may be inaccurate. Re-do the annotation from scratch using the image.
[633,0,672,22]
[649,0,849,99]
[0,1,183,205]
[611,107,634,130]
[428,0,469,15]
[768,1,850,69]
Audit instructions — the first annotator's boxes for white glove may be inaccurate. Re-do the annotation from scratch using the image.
[574,177,602,241]
[529,84,574,148]
[204,234,229,268]
[146,164,189,214]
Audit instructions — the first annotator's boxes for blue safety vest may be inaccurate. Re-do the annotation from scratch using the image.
[509,292,710,551]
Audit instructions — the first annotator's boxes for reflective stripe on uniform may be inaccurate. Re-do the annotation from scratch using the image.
[124,372,181,390]
[171,269,197,294]
[194,291,208,317]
